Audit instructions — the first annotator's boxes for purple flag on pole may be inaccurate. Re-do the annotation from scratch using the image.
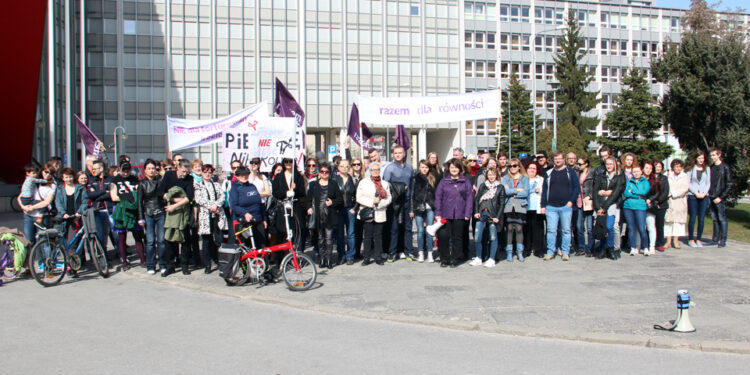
[347,103,373,150]
[75,114,105,159]
[393,124,411,151]
[274,77,305,128]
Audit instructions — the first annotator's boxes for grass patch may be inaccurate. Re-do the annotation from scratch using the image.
[701,203,750,243]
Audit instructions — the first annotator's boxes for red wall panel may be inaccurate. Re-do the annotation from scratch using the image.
[0,1,47,184]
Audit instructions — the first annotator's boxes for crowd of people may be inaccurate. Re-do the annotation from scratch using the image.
[17,144,733,277]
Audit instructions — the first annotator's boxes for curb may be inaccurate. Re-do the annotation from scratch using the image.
[120,271,750,356]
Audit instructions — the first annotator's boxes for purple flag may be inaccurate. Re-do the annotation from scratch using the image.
[274,77,305,128]
[347,103,373,150]
[75,115,105,159]
[393,124,411,151]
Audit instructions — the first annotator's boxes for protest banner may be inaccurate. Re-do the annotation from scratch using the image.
[167,102,268,152]
[358,90,500,125]
[75,115,106,159]
[221,117,297,173]
[274,78,306,172]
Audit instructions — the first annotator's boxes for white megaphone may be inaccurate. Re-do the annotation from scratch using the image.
[673,289,696,333]
[426,218,447,237]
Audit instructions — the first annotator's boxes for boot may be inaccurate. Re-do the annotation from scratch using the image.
[426,252,434,263]
[417,251,424,263]
[516,244,525,262]
[505,245,513,262]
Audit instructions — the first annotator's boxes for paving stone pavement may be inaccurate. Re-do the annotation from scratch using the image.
[3,212,749,354]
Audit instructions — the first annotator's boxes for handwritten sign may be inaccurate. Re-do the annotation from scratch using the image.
[221,117,297,173]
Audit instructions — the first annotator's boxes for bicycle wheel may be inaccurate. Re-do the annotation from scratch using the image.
[2,249,19,280]
[87,238,109,278]
[28,238,67,287]
[281,252,316,291]
[224,258,251,286]
[10,194,22,213]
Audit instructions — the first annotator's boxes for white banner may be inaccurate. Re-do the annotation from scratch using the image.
[167,102,268,152]
[221,117,297,173]
[358,90,500,125]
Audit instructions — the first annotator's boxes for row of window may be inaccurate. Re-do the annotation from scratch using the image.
[465,60,496,78]
[464,31,496,49]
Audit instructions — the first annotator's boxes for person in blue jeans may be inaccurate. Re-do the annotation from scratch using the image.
[540,151,580,261]
[592,156,625,256]
[137,160,165,274]
[707,148,732,247]
[334,160,357,265]
[622,165,651,256]
[410,160,440,263]
[469,168,505,267]
[686,151,710,247]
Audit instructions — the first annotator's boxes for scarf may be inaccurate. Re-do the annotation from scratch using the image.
[191,172,203,183]
[371,176,387,198]
[470,164,481,176]
[480,180,499,201]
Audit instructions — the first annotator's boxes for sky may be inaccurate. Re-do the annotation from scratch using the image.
[657,0,748,11]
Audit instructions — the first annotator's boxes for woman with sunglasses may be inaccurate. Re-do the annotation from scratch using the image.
[501,159,529,262]
[334,159,357,265]
[306,163,343,269]
[411,159,441,263]
[350,158,365,183]
[194,164,227,273]
[20,164,57,246]
[470,167,505,267]
[523,161,546,258]
[304,158,319,183]
[574,156,595,256]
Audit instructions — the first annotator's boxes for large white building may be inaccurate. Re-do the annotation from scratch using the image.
[35,0,749,167]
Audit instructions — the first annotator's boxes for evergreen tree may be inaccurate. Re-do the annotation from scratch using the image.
[652,0,750,201]
[553,9,600,142]
[536,122,587,159]
[500,71,537,156]
[598,67,673,161]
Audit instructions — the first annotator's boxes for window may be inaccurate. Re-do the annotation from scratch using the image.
[410,5,418,15]
[465,61,473,77]
[475,32,484,49]
[536,64,543,79]
[601,67,608,82]
[535,36,542,51]
[588,38,596,54]
[510,6,519,22]
[474,3,485,20]
[522,64,531,80]
[476,61,485,78]
[535,8,542,23]
[601,94,610,109]
[487,62,495,78]
[521,7,530,22]
[545,36,553,52]
[500,6,508,22]
[522,35,530,51]
[464,3,473,20]
[500,63,509,78]
[601,12,609,27]
[465,32,472,48]
[487,33,495,49]
[500,33,508,50]
[601,40,608,55]
[621,41,628,56]
[511,34,519,51]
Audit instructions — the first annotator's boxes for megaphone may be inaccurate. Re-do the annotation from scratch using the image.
[654,289,695,333]
[673,289,696,333]
[426,218,447,237]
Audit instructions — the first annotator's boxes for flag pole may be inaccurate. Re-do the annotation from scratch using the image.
[357,93,364,161]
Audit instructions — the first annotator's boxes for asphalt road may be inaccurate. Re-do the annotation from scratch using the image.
[3,274,749,374]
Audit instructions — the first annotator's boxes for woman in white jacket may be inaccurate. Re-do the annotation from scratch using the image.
[665,159,690,249]
[356,162,393,265]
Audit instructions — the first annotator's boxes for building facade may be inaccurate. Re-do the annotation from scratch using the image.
[35,0,749,168]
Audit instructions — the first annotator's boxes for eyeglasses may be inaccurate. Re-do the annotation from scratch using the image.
[42,170,51,174]
[250,160,260,165]
[340,165,349,168]
[319,170,330,175]
[577,162,586,166]
[469,160,477,162]
[283,160,293,164]
[352,163,361,166]
[307,164,317,167]
[509,164,519,168]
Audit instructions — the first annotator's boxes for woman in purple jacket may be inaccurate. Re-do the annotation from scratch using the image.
[434,158,473,268]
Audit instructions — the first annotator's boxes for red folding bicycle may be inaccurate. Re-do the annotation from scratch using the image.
[222,197,316,291]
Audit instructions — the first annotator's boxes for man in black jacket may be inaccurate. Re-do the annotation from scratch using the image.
[708,148,732,247]
[85,160,113,251]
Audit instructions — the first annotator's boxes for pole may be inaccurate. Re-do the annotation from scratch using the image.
[552,91,557,152]
[533,109,537,156]
[508,94,511,158]
[79,0,86,169]
[47,0,56,159]
[359,123,364,161]
[64,0,73,167]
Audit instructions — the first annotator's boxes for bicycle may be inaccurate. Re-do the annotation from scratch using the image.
[27,211,109,287]
[223,197,316,291]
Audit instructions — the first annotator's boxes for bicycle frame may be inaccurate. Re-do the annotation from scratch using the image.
[235,198,304,271]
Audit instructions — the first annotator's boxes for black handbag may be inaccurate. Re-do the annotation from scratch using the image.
[358,206,374,221]
[413,202,427,215]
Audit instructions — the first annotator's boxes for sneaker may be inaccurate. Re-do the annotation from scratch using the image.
[147,269,156,275]
[696,242,704,248]
[406,255,415,262]
[399,252,406,259]
[469,257,483,266]
[426,253,434,263]
[483,259,496,268]
[562,254,570,261]
[387,254,396,263]
[543,254,554,261]
[417,252,425,263]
